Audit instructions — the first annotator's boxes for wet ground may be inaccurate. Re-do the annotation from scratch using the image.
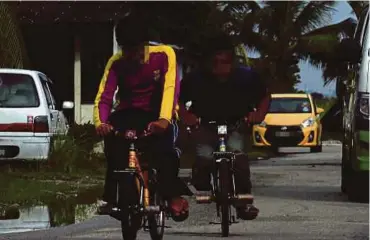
[0,186,103,234]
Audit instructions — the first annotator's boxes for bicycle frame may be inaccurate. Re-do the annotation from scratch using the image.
[210,123,237,219]
[194,121,254,227]
[111,129,167,240]
[113,130,161,214]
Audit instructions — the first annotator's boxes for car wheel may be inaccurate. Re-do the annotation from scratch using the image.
[310,145,322,153]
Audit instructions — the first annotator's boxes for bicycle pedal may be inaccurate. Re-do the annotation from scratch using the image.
[234,194,253,200]
[145,205,161,213]
[196,195,214,204]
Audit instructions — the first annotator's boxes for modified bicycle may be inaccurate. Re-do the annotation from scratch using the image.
[109,128,169,240]
[188,119,253,237]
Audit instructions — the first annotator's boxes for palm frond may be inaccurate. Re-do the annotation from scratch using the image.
[294,1,337,35]
[302,17,357,38]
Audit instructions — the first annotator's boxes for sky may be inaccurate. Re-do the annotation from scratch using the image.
[296,1,355,96]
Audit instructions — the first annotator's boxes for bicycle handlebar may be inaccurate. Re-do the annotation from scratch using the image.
[186,118,246,135]
[113,128,152,140]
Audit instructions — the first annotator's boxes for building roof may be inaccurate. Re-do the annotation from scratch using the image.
[10,2,130,24]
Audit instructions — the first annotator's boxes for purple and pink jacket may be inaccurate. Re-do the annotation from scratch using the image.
[93,45,181,127]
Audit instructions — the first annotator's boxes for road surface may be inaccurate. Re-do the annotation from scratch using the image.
[1,146,369,240]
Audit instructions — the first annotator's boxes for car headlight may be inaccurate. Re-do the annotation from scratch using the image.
[259,121,267,128]
[301,117,315,128]
[359,95,369,116]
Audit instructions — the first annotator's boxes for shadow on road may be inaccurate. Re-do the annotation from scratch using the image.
[167,231,244,237]
[254,185,348,203]
[166,231,358,240]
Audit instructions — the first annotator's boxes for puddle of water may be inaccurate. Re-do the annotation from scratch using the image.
[0,186,102,234]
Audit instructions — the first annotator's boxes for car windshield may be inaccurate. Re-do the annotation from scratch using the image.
[0,73,39,108]
[268,97,312,113]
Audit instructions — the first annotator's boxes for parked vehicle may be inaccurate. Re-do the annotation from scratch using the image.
[340,6,369,202]
[252,93,324,152]
[0,69,74,161]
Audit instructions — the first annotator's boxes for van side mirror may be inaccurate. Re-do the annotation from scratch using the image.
[338,38,362,64]
[62,101,74,110]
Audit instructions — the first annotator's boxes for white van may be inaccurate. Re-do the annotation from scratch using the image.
[0,69,74,161]
[340,6,369,202]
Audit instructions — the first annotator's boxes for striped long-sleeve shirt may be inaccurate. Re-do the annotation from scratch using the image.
[93,45,180,127]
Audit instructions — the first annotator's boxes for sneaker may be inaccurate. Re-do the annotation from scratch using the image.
[170,197,189,222]
[96,200,114,215]
[236,204,259,220]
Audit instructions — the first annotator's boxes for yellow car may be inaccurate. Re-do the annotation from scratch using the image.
[252,93,324,152]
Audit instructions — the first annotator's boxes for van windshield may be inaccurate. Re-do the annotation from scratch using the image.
[268,97,312,113]
[0,73,40,108]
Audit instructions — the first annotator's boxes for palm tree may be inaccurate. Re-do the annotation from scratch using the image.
[321,1,368,87]
[230,1,358,93]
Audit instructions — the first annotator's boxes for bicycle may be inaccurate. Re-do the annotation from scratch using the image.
[109,128,168,240]
[187,119,253,237]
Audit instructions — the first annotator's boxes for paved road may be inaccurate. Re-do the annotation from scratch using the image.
[1,146,369,240]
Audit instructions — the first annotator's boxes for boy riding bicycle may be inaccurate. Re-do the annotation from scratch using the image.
[179,33,270,220]
[93,14,189,221]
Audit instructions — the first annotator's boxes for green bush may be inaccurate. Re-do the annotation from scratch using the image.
[67,123,102,153]
[47,123,105,174]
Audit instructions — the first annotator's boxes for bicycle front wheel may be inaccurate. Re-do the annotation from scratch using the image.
[218,159,230,237]
[119,176,142,240]
[147,190,165,240]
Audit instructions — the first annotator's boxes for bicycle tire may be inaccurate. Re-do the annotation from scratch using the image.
[119,175,142,240]
[218,159,230,237]
[147,177,165,240]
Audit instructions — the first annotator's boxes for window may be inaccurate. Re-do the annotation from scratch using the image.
[0,73,40,108]
[268,97,312,114]
[361,13,369,52]
[354,9,368,44]
[39,75,54,109]
[46,78,58,107]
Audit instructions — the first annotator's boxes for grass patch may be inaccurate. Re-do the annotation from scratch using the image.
[0,123,105,208]
[0,175,75,207]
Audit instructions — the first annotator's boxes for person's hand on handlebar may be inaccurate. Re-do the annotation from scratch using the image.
[147,119,170,134]
[96,123,114,136]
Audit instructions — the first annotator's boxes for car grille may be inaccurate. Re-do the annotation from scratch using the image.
[264,125,304,146]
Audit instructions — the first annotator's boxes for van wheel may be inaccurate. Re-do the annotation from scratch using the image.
[310,145,322,153]
[347,170,369,203]
[341,142,350,194]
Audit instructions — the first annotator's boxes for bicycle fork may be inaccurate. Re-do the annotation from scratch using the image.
[128,143,150,208]
[128,143,161,214]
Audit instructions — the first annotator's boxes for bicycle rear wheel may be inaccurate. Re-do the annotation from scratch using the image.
[147,172,165,240]
[119,176,142,240]
[218,159,230,237]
